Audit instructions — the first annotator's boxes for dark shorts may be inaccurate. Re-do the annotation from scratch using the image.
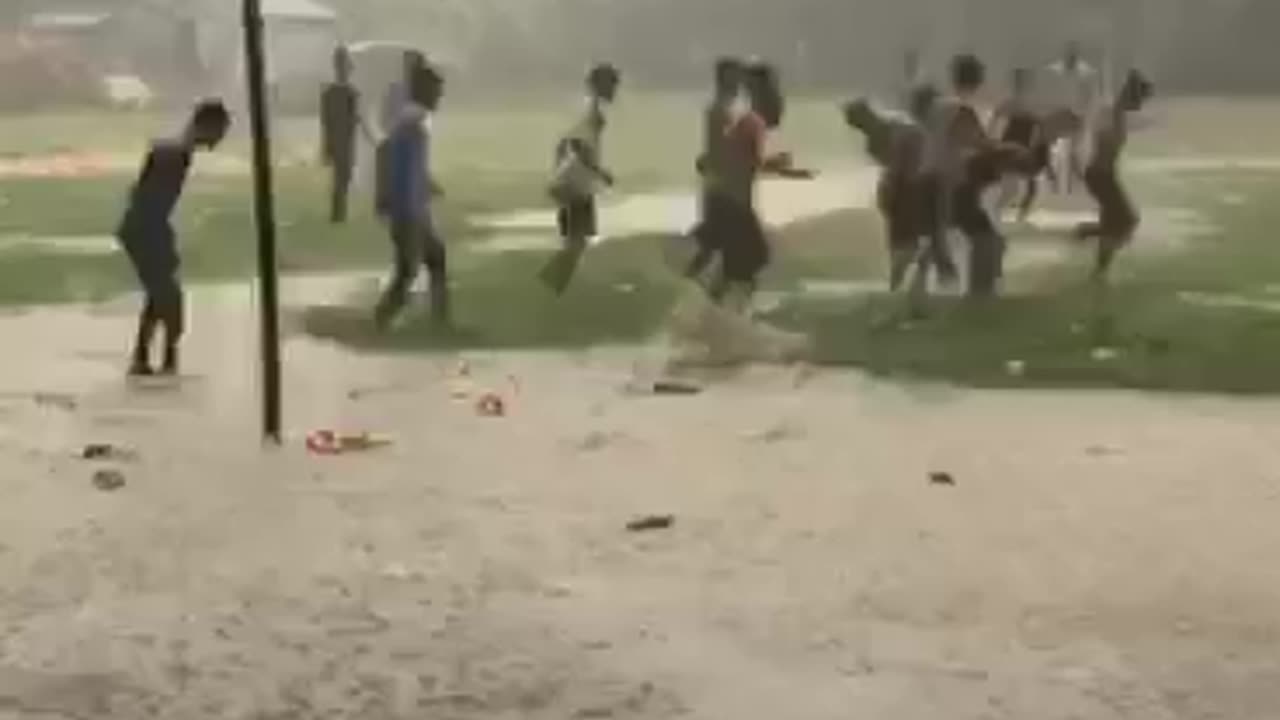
[951,183,996,238]
[1084,166,1139,239]
[118,225,179,290]
[557,196,598,240]
[878,174,928,253]
[692,191,737,250]
[719,202,770,283]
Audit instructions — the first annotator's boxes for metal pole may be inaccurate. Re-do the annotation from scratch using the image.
[241,0,283,443]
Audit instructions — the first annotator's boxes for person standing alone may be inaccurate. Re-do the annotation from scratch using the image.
[319,46,373,224]
[116,100,231,377]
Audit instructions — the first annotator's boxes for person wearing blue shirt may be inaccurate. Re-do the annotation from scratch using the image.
[375,62,449,329]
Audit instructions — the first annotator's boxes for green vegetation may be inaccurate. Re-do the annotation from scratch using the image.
[3,97,1280,394]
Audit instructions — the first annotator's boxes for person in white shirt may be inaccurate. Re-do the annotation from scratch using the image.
[1043,42,1100,193]
[540,63,621,295]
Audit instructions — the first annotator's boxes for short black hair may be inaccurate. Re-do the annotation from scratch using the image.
[192,99,230,130]
[745,59,785,128]
[908,83,939,120]
[950,53,985,92]
[714,56,743,93]
[408,63,443,104]
[1121,69,1154,106]
[588,63,620,87]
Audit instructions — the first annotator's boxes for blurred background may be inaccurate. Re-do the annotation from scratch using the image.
[1,0,1277,115]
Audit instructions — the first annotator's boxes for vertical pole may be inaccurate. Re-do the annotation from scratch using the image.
[241,0,283,443]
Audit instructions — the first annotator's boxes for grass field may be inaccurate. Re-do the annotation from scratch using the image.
[3,95,1280,393]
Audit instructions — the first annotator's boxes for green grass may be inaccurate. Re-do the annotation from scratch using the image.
[7,97,1280,394]
[0,93,857,305]
[775,172,1280,394]
[304,165,1280,395]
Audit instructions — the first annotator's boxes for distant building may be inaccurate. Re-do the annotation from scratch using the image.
[16,0,340,109]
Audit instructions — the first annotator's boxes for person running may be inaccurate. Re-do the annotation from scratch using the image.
[374,62,449,329]
[116,100,231,377]
[1074,69,1153,285]
[319,46,374,224]
[923,53,1016,298]
[685,57,744,285]
[989,67,1051,223]
[710,59,814,309]
[1043,42,1099,193]
[540,63,621,294]
[843,86,938,291]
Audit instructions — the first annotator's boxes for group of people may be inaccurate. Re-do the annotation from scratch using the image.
[845,43,1154,306]
[109,40,1152,378]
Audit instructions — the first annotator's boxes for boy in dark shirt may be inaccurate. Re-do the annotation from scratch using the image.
[116,100,230,377]
[844,86,937,291]
[989,67,1051,222]
[1075,69,1153,285]
[320,46,372,223]
[925,54,1014,298]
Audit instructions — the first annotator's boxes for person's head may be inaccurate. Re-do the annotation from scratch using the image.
[714,56,744,98]
[332,46,352,82]
[744,59,784,128]
[187,99,230,149]
[409,63,444,111]
[841,98,876,132]
[1063,41,1081,69]
[402,49,427,83]
[1118,69,1153,112]
[950,53,985,96]
[908,83,939,122]
[587,63,621,103]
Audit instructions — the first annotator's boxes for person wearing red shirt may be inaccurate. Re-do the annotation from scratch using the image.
[710,60,813,309]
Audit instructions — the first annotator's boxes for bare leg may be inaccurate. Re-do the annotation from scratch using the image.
[130,294,160,375]
[540,234,588,295]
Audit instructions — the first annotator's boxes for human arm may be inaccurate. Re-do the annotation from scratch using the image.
[565,137,613,186]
